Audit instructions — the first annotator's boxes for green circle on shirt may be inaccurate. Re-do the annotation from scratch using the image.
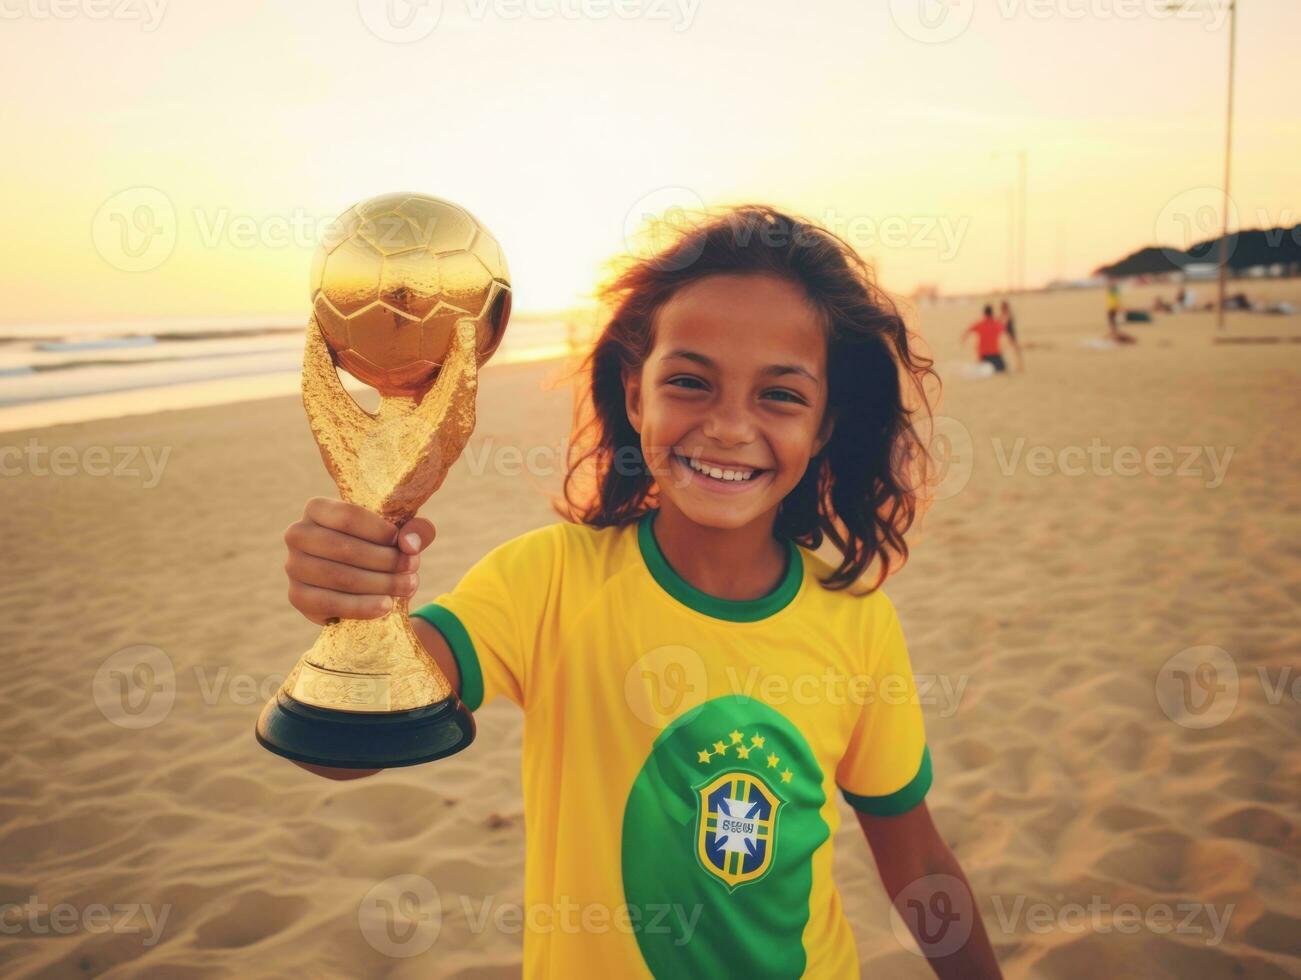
[621,696,829,978]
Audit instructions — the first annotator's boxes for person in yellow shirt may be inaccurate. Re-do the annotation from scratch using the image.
[1105,279,1136,344]
[283,205,1002,977]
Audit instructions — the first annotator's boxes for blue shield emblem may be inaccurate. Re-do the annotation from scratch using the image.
[695,770,783,890]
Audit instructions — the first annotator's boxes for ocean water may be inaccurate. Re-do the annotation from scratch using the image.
[0,314,589,431]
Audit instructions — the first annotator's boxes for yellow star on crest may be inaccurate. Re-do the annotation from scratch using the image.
[697,749,711,764]
[766,753,780,768]
[781,769,793,784]
[750,734,766,749]
[729,730,743,744]
[713,740,728,755]
[735,744,751,759]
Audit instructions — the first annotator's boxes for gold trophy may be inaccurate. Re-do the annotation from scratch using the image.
[256,192,510,769]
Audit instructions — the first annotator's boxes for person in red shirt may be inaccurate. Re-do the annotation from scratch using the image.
[964,303,1021,373]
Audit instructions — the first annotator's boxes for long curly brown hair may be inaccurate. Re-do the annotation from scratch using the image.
[555,204,939,592]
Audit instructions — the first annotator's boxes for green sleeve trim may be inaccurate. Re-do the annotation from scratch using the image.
[411,603,484,713]
[839,745,932,816]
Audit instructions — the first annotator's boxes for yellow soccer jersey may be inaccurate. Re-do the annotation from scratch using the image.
[413,509,932,978]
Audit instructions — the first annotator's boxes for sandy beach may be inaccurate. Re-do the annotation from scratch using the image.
[2,285,1298,978]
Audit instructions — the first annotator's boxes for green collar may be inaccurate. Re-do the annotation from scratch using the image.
[637,509,802,622]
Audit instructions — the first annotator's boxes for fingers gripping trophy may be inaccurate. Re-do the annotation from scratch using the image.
[256,192,510,769]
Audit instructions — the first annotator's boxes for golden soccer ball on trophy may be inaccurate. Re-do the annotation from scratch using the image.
[311,192,511,396]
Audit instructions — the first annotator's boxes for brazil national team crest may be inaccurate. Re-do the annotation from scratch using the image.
[697,768,782,889]
[692,729,792,890]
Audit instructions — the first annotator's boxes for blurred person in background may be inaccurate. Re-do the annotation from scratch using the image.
[998,299,1024,371]
[964,303,1020,373]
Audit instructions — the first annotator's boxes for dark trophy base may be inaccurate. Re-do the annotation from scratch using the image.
[255,688,476,770]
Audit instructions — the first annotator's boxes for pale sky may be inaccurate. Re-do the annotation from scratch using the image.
[2,0,1297,325]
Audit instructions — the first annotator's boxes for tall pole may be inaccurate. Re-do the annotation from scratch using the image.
[1006,186,1015,293]
[1216,1,1237,331]
[991,148,1029,293]
[1018,149,1028,292]
[1056,218,1066,282]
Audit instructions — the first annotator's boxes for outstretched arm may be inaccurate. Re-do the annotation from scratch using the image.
[857,802,1003,978]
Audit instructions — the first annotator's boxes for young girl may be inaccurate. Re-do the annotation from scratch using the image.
[282,205,1002,977]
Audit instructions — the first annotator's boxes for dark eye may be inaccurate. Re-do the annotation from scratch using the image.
[666,375,707,390]
[764,388,807,405]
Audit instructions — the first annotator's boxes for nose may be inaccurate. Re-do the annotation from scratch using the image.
[702,397,755,448]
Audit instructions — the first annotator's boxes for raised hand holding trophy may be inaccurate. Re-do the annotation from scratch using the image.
[256,192,510,769]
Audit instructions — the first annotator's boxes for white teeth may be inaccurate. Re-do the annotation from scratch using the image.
[682,456,757,482]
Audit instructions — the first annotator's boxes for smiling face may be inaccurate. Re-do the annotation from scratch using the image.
[623,273,834,532]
